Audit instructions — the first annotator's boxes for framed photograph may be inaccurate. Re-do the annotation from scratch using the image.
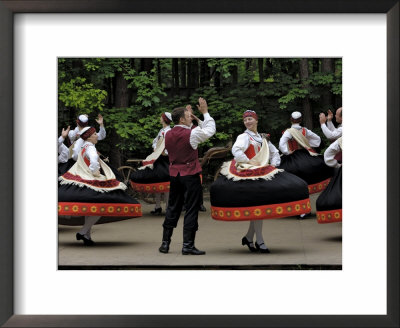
[1,0,398,327]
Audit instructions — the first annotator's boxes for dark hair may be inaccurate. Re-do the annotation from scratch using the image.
[290,117,302,124]
[171,107,186,125]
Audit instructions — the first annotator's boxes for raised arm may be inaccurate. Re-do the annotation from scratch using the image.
[189,98,216,149]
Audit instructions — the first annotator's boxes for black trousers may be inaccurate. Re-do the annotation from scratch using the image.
[163,173,202,232]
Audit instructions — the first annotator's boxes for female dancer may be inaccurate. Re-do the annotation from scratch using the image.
[210,110,310,253]
[316,137,342,223]
[278,111,334,196]
[58,126,142,245]
[130,112,172,215]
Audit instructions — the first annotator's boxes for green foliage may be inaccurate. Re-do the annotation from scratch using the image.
[58,77,107,112]
[58,57,342,161]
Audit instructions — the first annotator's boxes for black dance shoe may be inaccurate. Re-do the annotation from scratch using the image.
[242,237,257,252]
[199,204,207,212]
[150,207,162,215]
[159,241,170,253]
[255,241,270,253]
[182,245,206,255]
[76,233,95,246]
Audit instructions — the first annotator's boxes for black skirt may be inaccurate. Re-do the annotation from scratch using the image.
[58,158,75,177]
[210,171,310,221]
[58,183,142,218]
[316,167,342,223]
[130,156,170,194]
[279,149,334,193]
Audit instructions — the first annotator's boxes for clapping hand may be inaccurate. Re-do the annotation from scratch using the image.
[197,97,208,114]
[327,110,333,121]
[319,113,327,125]
[61,126,70,139]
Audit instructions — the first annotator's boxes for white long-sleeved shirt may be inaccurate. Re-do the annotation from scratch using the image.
[173,113,216,149]
[58,136,69,164]
[232,129,281,166]
[71,125,106,161]
[152,126,171,153]
[82,141,101,176]
[279,123,321,155]
[321,121,342,140]
[324,138,342,168]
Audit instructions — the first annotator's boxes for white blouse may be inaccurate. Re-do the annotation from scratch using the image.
[232,129,281,166]
[152,126,171,153]
[324,138,342,168]
[82,141,101,175]
[279,123,321,155]
[321,121,342,140]
[58,136,69,164]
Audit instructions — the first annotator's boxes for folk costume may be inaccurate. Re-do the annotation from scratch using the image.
[321,120,342,141]
[130,112,172,215]
[210,110,310,253]
[58,135,72,176]
[58,126,142,245]
[58,115,107,176]
[159,105,216,255]
[316,137,342,223]
[278,111,334,194]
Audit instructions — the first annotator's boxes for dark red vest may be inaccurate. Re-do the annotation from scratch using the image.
[165,126,202,177]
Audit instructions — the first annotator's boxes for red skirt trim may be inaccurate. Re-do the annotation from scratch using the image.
[308,178,331,194]
[58,202,142,217]
[211,198,311,221]
[130,181,170,194]
[316,209,342,224]
[228,160,278,178]
[62,172,121,189]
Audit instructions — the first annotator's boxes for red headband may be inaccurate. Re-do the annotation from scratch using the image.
[243,110,258,120]
[80,127,96,140]
[161,113,171,124]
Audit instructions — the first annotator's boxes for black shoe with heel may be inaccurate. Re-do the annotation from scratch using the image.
[242,237,257,252]
[255,241,270,253]
[76,233,95,246]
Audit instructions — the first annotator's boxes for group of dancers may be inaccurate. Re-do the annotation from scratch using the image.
[58,100,342,254]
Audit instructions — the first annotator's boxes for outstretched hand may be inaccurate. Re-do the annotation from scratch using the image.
[61,126,70,139]
[196,97,208,114]
[327,110,333,121]
[319,113,327,125]
[96,114,104,125]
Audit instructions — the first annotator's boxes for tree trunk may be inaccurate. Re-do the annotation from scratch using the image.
[140,58,153,73]
[180,58,187,88]
[157,59,162,85]
[214,70,221,89]
[258,58,264,85]
[230,65,238,86]
[200,59,209,87]
[172,58,179,93]
[299,58,313,130]
[191,58,199,89]
[110,70,130,168]
[321,58,334,110]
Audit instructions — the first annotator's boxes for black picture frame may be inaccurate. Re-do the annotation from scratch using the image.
[1,1,398,327]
